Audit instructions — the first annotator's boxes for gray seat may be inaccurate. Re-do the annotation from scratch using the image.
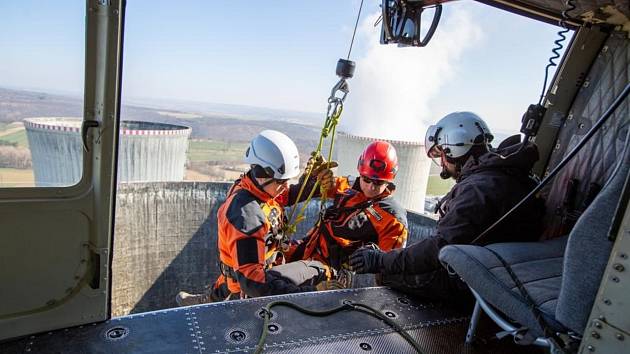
[440,236,568,337]
[439,144,629,344]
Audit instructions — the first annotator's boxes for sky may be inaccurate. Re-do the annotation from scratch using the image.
[0,1,568,140]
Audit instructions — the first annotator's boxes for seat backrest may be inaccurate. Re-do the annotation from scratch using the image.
[555,140,630,334]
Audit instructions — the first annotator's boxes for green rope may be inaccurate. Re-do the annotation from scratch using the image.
[284,103,343,236]
[253,299,425,354]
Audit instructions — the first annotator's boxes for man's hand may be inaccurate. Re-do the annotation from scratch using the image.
[306,153,338,176]
[348,248,383,274]
[317,168,335,193]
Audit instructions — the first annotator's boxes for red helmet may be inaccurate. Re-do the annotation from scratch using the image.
[357,141,398,182]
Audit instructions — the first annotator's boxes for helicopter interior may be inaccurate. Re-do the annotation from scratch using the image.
[0,0,629,353]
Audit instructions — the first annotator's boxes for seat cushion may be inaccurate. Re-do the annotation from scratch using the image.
[439,236,568,337]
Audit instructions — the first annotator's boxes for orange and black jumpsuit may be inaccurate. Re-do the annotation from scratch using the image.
[210,172,320,301]
[295,176,408,271]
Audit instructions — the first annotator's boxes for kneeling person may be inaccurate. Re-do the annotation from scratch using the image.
[294,141,408,280]
[177,130,335,305]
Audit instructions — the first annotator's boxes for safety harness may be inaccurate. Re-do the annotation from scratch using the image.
[309,187,390,271]
[214,176,286,300]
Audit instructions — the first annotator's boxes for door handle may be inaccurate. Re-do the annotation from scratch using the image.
[81,120,100,152]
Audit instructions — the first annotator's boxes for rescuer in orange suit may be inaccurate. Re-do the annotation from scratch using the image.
[176,130,338,305]
[291,141,409,281]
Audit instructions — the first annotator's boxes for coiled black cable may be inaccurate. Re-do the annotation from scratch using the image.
[538,0,576,105]
[490,0,577,160]
[254,299,425,354]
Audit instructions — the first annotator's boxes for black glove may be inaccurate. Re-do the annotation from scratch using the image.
[348,248,383,274]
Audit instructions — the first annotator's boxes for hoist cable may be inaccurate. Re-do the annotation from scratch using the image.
[347,0,365,60]
[284,0,364,236]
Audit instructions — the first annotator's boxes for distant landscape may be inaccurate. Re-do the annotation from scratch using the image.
[0,87,453,194]
[0,87,327,184]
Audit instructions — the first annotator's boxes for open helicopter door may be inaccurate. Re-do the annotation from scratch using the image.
[0,0,125,341]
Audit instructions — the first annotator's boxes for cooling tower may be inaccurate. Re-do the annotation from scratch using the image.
[112,181,437,316]
[334,131,431,213]
[24,118,191,186]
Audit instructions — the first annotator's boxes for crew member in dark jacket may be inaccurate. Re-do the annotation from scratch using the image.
[348,112,545,301]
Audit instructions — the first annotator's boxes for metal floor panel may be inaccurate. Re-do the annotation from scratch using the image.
[1,287,540,353]
[0,288,465,353]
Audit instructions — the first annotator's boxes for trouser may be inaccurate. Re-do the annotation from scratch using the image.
[270,260,329,286]
[380,268,474,308]
[209,275,241,302]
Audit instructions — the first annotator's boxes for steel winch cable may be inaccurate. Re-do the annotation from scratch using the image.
[284,0,364,236]
[253,299,425,354]
[347,0,364,60]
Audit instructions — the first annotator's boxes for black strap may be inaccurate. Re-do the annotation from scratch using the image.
[311,191,390,271]
[317,196,384,269]
[320,226,344,270]
[220,261,238,280]
[485,248,569,352]
[472,82,630,245]
[322,193,391,222]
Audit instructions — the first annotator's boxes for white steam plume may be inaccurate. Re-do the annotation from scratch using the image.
[340,7,482,142]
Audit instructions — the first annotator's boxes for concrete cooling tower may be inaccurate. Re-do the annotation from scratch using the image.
[24,117,191,186]
[334,131,431,213]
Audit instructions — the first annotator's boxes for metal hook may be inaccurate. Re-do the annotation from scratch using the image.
[329,78,349,103]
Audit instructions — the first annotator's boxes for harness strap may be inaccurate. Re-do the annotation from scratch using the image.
[316,195,389,270]
[485,248,573,352]
[219,261,239,280]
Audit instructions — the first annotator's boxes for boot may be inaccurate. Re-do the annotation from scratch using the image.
[175,291,211,306]
[336,268,355,289]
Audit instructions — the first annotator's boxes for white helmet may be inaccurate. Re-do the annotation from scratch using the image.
[244,130,300,180]
[424,112,493,159]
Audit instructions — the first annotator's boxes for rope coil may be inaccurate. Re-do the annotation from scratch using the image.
[254,299,425,354]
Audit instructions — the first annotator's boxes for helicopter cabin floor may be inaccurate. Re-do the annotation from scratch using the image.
[0,287,547,353]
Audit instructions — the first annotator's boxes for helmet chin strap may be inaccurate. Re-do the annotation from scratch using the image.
[259,178,276,188]
[439,155,464,180]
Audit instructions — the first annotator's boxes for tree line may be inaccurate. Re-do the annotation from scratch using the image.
[0,145,32,169]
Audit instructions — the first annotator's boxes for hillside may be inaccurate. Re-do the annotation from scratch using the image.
[0,87,324,157]
[0,87,334,184]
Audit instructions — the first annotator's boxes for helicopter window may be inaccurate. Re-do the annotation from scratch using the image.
[116,1,567,194]
[0,2,85,188]
[107,2,575,317]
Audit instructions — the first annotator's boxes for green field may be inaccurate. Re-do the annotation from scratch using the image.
[0,133,454,194]
[426,175,455,196]
[0,168,34,187]
[187,139,248,162]
[0,130,29,148]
